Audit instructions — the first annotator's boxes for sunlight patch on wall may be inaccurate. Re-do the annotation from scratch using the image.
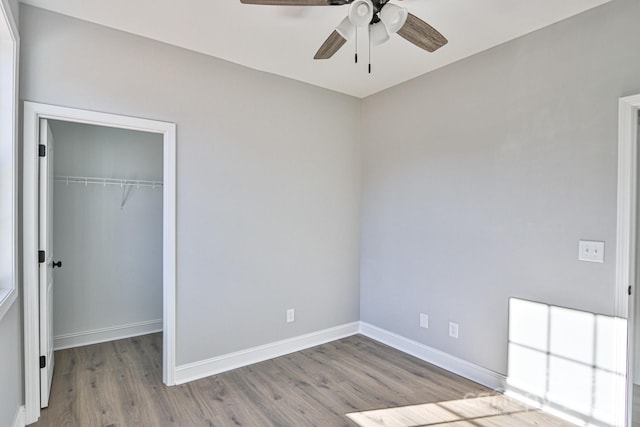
[507,298,627,427]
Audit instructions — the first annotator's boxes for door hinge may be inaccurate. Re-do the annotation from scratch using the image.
[38,250,45,263]
[40,355,46,369]
[629,286,633,296]
[38,144,46,157]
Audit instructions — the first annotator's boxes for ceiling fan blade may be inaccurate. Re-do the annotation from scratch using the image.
[397,13,447,53]
[240,0,345,5]
[314,30,347,59]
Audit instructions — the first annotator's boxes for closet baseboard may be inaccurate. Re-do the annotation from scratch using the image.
[11,406,25,427]
[54,319,163,350]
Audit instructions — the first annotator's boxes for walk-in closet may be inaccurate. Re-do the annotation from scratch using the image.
[49,120,163,350]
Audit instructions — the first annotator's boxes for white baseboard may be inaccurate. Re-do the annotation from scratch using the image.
[12,406,25,427]
[175,321,360,385]
[358,322,507,391]
[54,319,163,350]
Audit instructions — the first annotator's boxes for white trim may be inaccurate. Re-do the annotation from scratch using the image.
[162,117,177,388]
[12,406,25,427]
[22,103,39,425]
[53,319,163,351]
[617,94,640,427]
[615,94,640,319]
[23,102,177,425]
[0,0,17,33]
[358,322,507,391]
[175,322,360,385]
[0,288,17,323]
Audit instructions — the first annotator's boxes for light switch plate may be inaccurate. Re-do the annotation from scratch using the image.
[578,240,605,263]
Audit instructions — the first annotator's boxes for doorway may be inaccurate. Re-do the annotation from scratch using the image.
[23,102,177,425]
[49,120,164,350]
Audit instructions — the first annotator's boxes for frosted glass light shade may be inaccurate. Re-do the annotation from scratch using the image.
[380,3,408,34]
[348,0,374,27]
[369,21,390,46]
[336,17,356,41]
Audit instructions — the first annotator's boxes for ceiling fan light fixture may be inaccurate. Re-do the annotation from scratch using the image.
[348,0,374,27]
[380,3,408,34]
[369,21,390,46]
[335,17,356,41]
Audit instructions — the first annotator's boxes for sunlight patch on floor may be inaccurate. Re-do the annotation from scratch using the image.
[346,394,533,427]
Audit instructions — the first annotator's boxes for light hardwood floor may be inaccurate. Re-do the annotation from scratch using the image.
[34,333,573,426]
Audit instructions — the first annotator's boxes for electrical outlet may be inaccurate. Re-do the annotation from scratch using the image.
[449,322,459,339]
[578,240,604,263]
[286,308,295,323]
[420,313,429,329]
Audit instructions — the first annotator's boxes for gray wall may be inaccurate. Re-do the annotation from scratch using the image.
[0,2,21,427]
[360,0,640,375]
[20,5,362,365]
[50,121,163,343]
[0,303,22,427]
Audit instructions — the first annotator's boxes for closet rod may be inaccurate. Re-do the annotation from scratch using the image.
[55,175,163,189]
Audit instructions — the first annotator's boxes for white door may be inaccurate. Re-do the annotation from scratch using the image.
[39,118,55,408]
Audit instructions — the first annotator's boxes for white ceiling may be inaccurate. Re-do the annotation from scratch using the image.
[19,0,611,98]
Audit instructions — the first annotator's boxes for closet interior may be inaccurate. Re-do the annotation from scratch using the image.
[49,120,164,350]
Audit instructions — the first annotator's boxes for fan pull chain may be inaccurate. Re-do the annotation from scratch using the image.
[368,26,372,74]
[354,29,358,63]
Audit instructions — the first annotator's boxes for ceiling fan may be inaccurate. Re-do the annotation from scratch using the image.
[240,0,447,66]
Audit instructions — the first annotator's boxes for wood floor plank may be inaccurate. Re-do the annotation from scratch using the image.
[33,333,574,427]
[270,352,377,416]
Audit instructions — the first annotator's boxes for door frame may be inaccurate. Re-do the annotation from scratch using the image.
[23,101,177,424]
[616,93,640,426]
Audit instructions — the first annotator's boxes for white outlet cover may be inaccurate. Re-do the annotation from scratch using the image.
[578,240,605,263]
[286,308,295,323]
[420,313,429,329]
[449,322,459,339]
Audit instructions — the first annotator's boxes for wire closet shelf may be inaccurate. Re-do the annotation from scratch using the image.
[55,175,163,189]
